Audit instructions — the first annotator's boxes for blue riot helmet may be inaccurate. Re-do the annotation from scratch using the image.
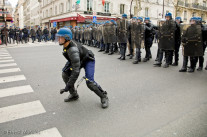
[122,14,127,19]
[137,17,143,22]
[56,28,73,45]
[165,12,172,20]
[190,17,198,24]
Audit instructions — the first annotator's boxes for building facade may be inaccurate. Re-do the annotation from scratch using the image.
[39,0,175,28]
[14,0,207,28]
[174,0,207,23]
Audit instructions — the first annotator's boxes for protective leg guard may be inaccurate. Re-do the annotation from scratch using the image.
[86,81,108,108]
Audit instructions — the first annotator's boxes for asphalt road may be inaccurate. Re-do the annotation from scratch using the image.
[0,41,207,137]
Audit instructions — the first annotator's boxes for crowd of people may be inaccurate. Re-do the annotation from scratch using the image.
[0,26,57,45]
[70,13,207,73]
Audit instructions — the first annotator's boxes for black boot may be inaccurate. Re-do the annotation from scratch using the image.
[197,67,203,71]
[86,81,109,108]
[64,90,79,102]
[129,55,133,59]
[120,56,125,60]
[179,56,188,72]
[172,62,178,66]
[188,68,195,73]
[133,60,139,64]
[163,63,169,68]
[143,58,149,62]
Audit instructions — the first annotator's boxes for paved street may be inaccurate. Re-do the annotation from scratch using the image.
[0,42,207,137]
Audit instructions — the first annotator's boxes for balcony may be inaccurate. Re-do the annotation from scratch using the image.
[178,1,184,6]
[185,3,189,7]
[192,3,199,8]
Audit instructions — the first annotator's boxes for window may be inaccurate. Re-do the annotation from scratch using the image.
[55,6,57,15]
[46,10,48,17]
[201,14,204,19]
[203,1,206,7]
[145,7,149,17]
[59,3,64,13]
[192,12,196,17]
[176,11,180,16]
[87,0,93,11]
[120,4,125,14]
[104,2,110,13]
[67,0,70,11]
[184,11,187,20]
[50,8,52,16]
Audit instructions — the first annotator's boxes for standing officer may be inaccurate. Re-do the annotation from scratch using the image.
[57,28,109,108]
[30,26,36,43]
[133,17,145,64]
[36,26,42,42]
[195,17,207,71]
[143,17,154,62]
[8,26,15,44]
[22,26,28,43]
[180,17,204,73]
[154,13,176,68]
[43,27,49,42]
[172,17,182,66]
[117,14,128,60]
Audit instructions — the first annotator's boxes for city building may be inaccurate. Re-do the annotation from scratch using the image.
[174,0,207,23]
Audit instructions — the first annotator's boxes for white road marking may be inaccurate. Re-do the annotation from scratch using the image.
[0,54,11,57]
[0,57,12,60]
[0,68,21,74]
[23,127,62,137]
[0,75,26,84]
[0,100,46,124]
[0,85,33,98]
[0,59,14,63]
[0,63,17,68]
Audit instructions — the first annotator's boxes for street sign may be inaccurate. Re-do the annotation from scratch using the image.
[53,22,57,28]
[0,11,9,14]
[93,16,97,23]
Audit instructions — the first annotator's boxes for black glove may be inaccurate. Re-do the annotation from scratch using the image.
[60,89,68,94]
[182,37,187,43]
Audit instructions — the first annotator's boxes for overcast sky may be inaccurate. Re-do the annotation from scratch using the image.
[8,0,18,7]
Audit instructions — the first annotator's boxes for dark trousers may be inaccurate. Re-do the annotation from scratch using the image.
[120,43,127,57]
[174,42,181,63]
[9,35,14,44]
[32,36,36,43]
[158,49,172,64]
[145,38,153,59]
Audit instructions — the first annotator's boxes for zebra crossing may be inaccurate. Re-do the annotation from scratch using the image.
[0,49,62,137]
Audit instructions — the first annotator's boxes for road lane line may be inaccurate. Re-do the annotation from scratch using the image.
[0,75,26,83]
[23,127,62,137]
[0,68,21,74]
[0,63,17,68]
[0,85,34,98]
[0,100,46,124]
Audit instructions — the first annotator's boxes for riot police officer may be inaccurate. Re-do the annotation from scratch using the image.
[36,26,42,42]
[22,26,28,43]
[143,17,154,62]
[154,13,176,68]
[179,17,203,73]
[43,27,49,42]
[30,26,36,43]
[195,17,207,71]
[57,28,109,108]
[117,14,128,60]
[132,17,145,64]
[172,17,182,66]
[8,26,15,44]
